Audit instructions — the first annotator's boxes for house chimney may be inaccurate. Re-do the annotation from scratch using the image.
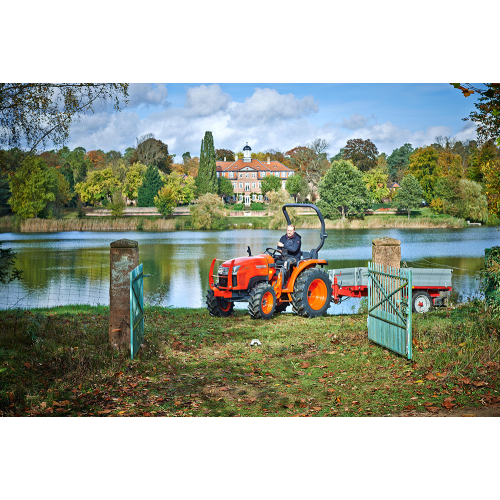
[267,156,270,164]
[224,157,226,162]
[235,154,238,161]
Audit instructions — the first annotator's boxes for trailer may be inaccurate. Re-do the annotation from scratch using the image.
[328,267,453,313]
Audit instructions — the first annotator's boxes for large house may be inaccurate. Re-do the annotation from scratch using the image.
[216,143,294,205]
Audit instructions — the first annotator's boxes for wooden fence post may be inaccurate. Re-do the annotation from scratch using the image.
[109,239,139,349]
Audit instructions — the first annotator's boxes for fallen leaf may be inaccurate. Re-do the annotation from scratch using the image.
[404,405,416,410]
[312,406,322,411]
[98,409,111,414]
[129,382,138,388]
[327,389,335,393]
[425,407,439,413]
[425,373,437,381]
[458,377,471,385]
[472,380,487,387]
[442,400,456,409]
[301,362,310,369]
[23,362,31,369]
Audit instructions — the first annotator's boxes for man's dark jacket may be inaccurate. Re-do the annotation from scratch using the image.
[279,233,301,258]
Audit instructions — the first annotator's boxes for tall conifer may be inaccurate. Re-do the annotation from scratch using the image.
[196,131,217,195]
[137,164,163,207]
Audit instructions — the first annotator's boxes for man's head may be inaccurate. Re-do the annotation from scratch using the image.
[286,225,295,238]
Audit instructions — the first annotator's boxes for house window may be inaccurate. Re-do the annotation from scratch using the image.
[288,172,293,177]
[239,173,243,178]
[239,182,243,189]
[261,172,266,177]
[246,173,249,178]
[245,183,250,192]
[239,194,243,201]
[275,172,280,177]
[229,172,234,178]
[252,182,255,188]
[245,195,250,205]
[281,172,286,178]
[252,194,256,201]
[232,182,236,189]
[252,173,256,178]
[258,195,262,201]
[258,182,261,188]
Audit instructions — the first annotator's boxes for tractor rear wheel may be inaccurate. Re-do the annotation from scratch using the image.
[292,268,332,318]
[248,283,276,320]
[206,289,234,317]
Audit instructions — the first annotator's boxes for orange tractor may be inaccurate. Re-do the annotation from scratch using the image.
[206,204,332,320]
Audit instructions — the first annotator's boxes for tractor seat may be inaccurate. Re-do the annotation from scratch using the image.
[300,249,318,261]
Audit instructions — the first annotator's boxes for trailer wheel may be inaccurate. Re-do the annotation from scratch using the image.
[292,268,332,318]
[412,291,433,314]
[248,283,276,320]
[206,289,234,317]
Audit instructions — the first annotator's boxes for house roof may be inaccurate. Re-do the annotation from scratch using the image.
[217,159,292,172]
[388,182,401,188]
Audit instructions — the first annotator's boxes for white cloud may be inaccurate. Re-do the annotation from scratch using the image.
[128,83,169,108]
[184,84,231,117]
[341,113,375,130]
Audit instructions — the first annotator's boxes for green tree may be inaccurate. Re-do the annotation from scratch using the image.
[330,148,344,162]
[215,148,235,161]
[196,131,218,195]
[137,164,163,207]
[393,174,424,220]
[0,84,129,170]
[260,174,282,197]
[164,172,196,204]
[8,156,59,218]
[458,179,488,222]
[317,159,370,220]
[387,143,414,181]
[182,152,191,163]
[217,175,234,200]
[74,168,120,206]
[285,173,308,202]
[342,138,379,172]
[0,242,22,286]
[154,185,180,219]
[363,165,390,202]
[123,162,147,202]
[190,193,227,230]
[407,146,440,201]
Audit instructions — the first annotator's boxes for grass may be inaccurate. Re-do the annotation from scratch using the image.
[1,301,498,417]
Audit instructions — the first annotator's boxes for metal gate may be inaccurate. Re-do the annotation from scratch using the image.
[367,262,412,359]
[130,263,144,360]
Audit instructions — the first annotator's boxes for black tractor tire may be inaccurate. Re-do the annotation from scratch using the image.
[206,288,234,317]
[412,291,433,314]
[248,283,277,320]
[292,268,332,318]
[275,303,290,314]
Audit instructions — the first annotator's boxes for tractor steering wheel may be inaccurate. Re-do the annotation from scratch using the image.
[265,247,283,259]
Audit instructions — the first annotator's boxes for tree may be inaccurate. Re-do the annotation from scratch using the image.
[342,138,379,172]
[74,168,120,206]
[182,152,191,163]
[387,143,414,181]
[123,162,147,202]
[64,146,91,184]
[218,176,234,200]
[363,165,390,202]
[458,179,488,222]
[260,174,282,197]
[437,149,463,178]
[190,193,227,230]
[196,131,217,195]
[8,156,58,218]
[267,190,297,229]
[164,172,196,205]
[285,173,308,202]
[407,146,440,201]
[0,83,129,170]
[317,159,370,220]
[137,164,163,207]
[393,174,424,220]
[133,133,172,174]
[0,242,22,286]
[154,185,181,219]
[330,148,344,162]
[287,139,331,200]
[86,150,106,170]
[452,83,500,144]
[482,157,500,215]
[215,149,235,161]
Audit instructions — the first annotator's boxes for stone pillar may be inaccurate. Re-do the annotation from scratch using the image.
[109,239,139,349]
[372,237,401,271]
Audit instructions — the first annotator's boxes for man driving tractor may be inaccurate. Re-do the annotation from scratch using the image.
[277,224,301,282]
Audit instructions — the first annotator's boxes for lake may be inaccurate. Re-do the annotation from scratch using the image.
[1,226,498,313]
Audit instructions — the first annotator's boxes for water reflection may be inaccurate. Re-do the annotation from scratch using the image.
[0,226,498,312]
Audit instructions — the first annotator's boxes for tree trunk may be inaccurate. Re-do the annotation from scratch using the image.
[408,209,410,220]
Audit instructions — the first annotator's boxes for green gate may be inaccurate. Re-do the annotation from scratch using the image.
[130,263,144,360]
[367,262,412,360]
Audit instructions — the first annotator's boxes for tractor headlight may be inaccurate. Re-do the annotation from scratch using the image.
[218,266,229,275]
[232,265,241,275]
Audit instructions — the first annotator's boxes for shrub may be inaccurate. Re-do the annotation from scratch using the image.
[190,193,228,230]
[232,203,244,211]
[250,202,264,211]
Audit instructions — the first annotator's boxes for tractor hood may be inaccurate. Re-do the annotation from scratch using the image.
[219,254,274,270]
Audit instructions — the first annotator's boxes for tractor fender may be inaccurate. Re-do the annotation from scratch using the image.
[282,259,328,293]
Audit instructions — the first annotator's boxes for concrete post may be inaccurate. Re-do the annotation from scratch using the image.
[109,239,139,349]
[372,237,401,271]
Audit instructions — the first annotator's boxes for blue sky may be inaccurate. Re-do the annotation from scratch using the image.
[67,82,481,160]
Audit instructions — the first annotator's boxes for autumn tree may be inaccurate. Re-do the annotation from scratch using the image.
[393,174,423,220]
[407,146,440,201]
[0,83,129,171]
[86,150,106,170]
[317,159,370,220]
[123,162,146,202]
[8,156,59,218]
[287,139,330,200]
[137,164,163,207]
[482,157,500,215]
[215,149,235,161]
[260,174,282,197]
[154,185,181,219]
[132,133,172,174]
[196,131,217,195]
[190,193,227,230]
[342,138,379,172]
[363,165,390,202]
[74,168,120,206]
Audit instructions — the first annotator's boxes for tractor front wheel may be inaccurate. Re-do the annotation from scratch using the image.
[248,283,276,320]
[292,268,332,318]
[206,289,234,317]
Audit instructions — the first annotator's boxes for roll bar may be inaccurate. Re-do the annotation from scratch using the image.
[282,203,328,255]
